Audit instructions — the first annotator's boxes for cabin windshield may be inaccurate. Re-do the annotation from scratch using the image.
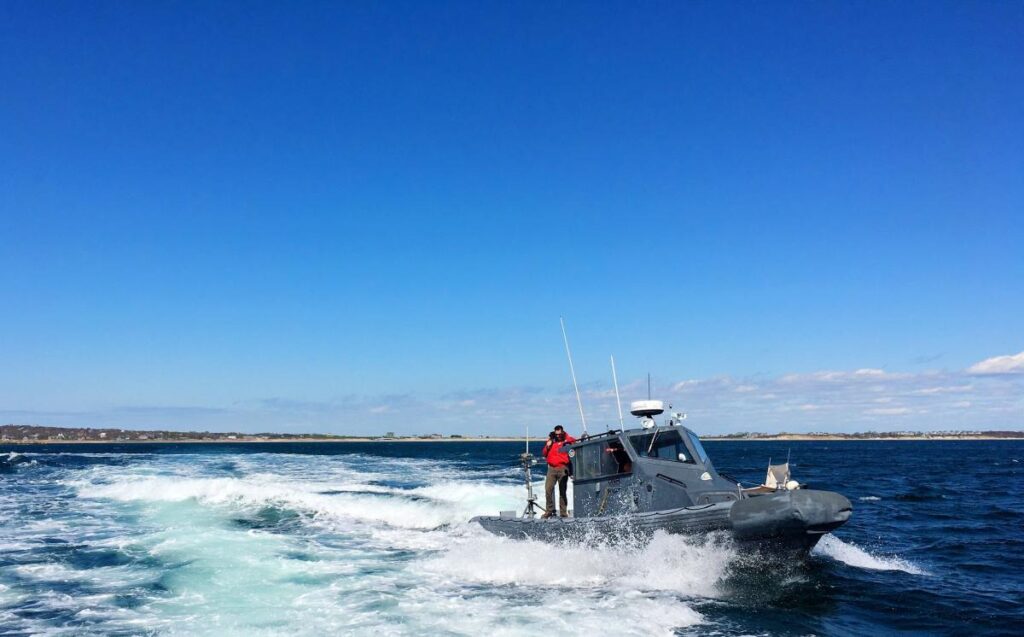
[573,439,632,480]
[629,430,696,464]
[686,430,710,464]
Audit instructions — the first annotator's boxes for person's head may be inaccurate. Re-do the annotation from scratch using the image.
[554,425,566,441]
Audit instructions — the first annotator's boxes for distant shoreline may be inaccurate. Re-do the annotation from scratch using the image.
[1,437,530,445]
[703,435,1022,441]
[3,435,1021,445]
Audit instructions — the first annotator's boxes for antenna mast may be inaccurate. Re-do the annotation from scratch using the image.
[560,317,588,435]
[610,355,624,429]
[520,427,539,518]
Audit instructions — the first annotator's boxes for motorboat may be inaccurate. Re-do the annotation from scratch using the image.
[471,399,852,556]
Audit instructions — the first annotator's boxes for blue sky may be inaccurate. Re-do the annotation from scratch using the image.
[2,1,1022,435]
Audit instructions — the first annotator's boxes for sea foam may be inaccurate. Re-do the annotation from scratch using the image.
[28,452,716,636]
[814,535,927,575]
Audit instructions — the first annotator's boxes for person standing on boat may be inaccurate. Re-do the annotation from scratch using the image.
[541,425,576,518]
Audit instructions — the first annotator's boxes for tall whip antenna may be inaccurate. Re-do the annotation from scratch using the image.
[560,317,588,435]
[610,355,624,429]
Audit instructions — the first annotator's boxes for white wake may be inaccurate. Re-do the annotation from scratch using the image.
[814,535,927,575]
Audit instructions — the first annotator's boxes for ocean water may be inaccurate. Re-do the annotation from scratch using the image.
[1,440,1021,637]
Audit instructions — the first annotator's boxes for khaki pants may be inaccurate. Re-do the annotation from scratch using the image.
[544,466,569,515]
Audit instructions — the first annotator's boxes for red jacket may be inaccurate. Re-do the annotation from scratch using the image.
[542,435,576,468]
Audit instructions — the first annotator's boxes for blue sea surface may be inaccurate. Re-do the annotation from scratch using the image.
[1,440,1021,636]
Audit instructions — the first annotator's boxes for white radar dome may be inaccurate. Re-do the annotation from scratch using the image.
[630,400,664,417]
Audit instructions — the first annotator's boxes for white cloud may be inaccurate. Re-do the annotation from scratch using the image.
[778,368,908,384]
[853,368,887,377]
[671,379,702,391]
[967,351,1024,375]
[6,357,1024,436]
[865,407,912,416]
[911,385,973,395]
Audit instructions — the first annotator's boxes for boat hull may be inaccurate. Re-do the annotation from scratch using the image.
[471,489,851,557]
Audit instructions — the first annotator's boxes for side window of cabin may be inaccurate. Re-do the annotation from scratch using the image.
[573,442,630,480]
[628,430,695,464]
[574,444,602,480]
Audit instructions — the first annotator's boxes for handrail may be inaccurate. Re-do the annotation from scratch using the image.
[655,473,687,488]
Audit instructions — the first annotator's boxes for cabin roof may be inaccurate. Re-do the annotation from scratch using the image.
[572,424,697,446]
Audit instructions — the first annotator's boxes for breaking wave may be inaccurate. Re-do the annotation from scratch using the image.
[814,535,927,575]
[421,529,731,597]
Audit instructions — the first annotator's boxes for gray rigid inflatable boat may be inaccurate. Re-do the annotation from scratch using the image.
[472,404,852,556]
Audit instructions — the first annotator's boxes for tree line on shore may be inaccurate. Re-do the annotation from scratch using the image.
[3,423,1023,443]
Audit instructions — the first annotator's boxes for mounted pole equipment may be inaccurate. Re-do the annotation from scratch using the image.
[560,317,588,435]
[611,355,624,429]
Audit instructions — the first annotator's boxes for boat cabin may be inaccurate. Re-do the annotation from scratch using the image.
[567,400,740,517]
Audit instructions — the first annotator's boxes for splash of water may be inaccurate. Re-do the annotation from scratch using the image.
[813,535,927,575]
